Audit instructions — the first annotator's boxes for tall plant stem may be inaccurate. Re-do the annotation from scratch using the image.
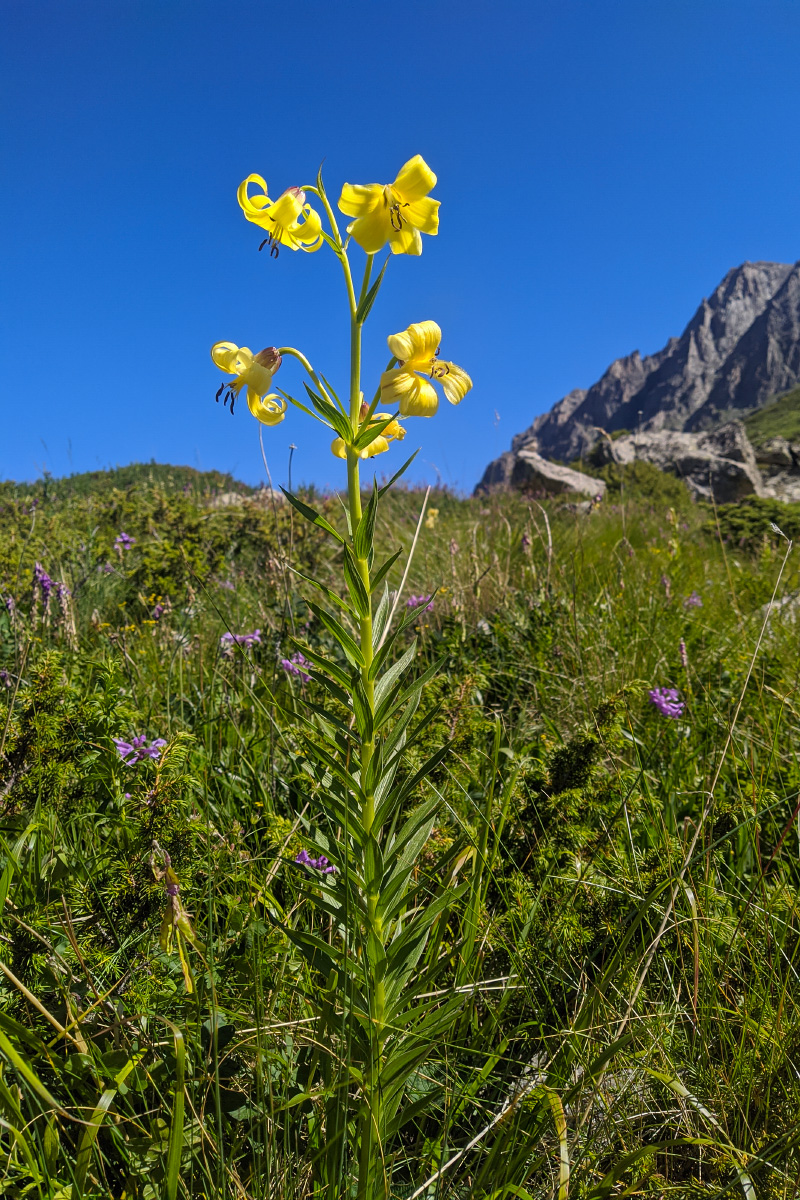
[342,253,386,1200]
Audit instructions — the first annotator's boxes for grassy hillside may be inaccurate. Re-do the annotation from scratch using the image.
[744,383,800,445]
[2,462,800,1196]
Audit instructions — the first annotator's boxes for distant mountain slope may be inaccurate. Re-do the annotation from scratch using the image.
[508,261,798,462]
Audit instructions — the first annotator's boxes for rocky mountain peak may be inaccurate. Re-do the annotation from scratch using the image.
[494,259,798,468]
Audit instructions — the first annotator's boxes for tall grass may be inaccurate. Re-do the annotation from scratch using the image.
[1,467,800,1196]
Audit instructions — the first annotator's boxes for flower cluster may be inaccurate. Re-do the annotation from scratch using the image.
[115,532,135,549]
[295,848,337,875]
[33,562,53,603]
[281,652,311,682]
[220,629,262,650]
[114,735,167,765]
[648,687,685,719]
[406,594,434,611]
[683,591,703,609]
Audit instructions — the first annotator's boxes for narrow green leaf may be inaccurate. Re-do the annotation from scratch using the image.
[289,641,353,690]
[352,414,397,453]
[342,547,371,617]
[289,566,356,618]
[0,1029,68,1117]
[304,383,352,441]
[280,488,344,544]
[308,603,365,668]
[378,449,420,497]
[373,641,417,710]
[371,549,402,595]
[354,480,379,560]
[355,255,389,324]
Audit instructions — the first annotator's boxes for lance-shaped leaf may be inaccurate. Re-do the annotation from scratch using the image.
[304,383,353,442]
[383,885,467,1013]
[355,255,389,324]
[289,565,356,618]
[373,740,453,831]
[342,545,371,617]
[308,602,365,669]
[354,480,379,560]
[280,488,344,544]
[371,549,402,597]
[352,414,397,453]
[377,796,440,922]
[373,641,417,710]
[378,449,420,498]
[374,655,445,731]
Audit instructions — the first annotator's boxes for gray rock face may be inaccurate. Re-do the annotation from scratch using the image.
[476,449,605,498]
[605,421,764,503]
[507,261,797,463]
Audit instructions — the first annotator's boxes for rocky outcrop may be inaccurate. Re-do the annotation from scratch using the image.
[479,257,800,502]
[592,421,765,503]
[477,449,605,498]
[505,261,798,464]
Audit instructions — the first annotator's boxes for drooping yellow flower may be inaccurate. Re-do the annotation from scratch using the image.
[330,413,406,460]
[338,155,439,256]
[211,342,287,425]
[237,176,323,255]
[380,321,472,418]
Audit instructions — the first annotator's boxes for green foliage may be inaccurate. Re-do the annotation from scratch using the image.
[744,384,800,445]
[704,493,800,549]
[1,461,800,1196]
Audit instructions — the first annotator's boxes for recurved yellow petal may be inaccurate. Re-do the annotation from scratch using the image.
[331,437,347,459]
[238,174,272,227]
[437,362,473,405]
[393,155,437,202]
[404,196,440,235]
[387,321,442,365]
[247,392,286,426]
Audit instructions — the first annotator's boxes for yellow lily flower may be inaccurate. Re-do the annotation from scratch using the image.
[330,413,406,460]
[237,176,323,255]
[211,342,287,425]
[380,321,472,418]
[338,155,439,256]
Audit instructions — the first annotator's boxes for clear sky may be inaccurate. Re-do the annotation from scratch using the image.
[3,0,800,493]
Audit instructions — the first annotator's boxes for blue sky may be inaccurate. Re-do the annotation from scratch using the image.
[3,0,799,493]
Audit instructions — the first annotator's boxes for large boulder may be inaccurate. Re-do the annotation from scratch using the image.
[604,421,764,502]
[476,449,605,498]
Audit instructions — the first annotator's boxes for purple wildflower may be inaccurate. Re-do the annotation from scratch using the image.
[33,563,53,603]
[152,604,165,619]
[406,594,434,611]
[3,596,14,615]
[648,687,685,719]
[114,532,135,549]
[0,670,11,689]
[281,652,311,682]
[295,848,337,875]
[220,629,262,650]
[217,578,236,591]
[683,591,703,609]
[113,735,167,765]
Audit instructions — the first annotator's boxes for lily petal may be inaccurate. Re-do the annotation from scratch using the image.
[211,342,254,376]
[238,174,272,226]
[393,155,437,202]
[437,362,473,405]
[389,223,423,256]
[347,205,392,254]
[247,392,287,426]
[338,181,383,218]
[404,196,440,236]
[387,321,442,365]
[381,368,439,418]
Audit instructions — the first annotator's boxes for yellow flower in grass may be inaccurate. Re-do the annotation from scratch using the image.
[338,155,439,256]
[237,176,323,255]
[211,342,287,425]
[330,414,406,460]
[380,321,472,417]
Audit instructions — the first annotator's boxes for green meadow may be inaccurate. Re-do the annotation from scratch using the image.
[2,461,800,1198]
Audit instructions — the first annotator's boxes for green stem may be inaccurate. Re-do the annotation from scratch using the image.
[344,254,386,1200]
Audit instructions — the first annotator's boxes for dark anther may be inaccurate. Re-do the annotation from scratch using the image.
[389,201,410,231]
[215,384,225,402]
[229,393,235,415]
[270,241,280,259]
[258,238,269,252]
